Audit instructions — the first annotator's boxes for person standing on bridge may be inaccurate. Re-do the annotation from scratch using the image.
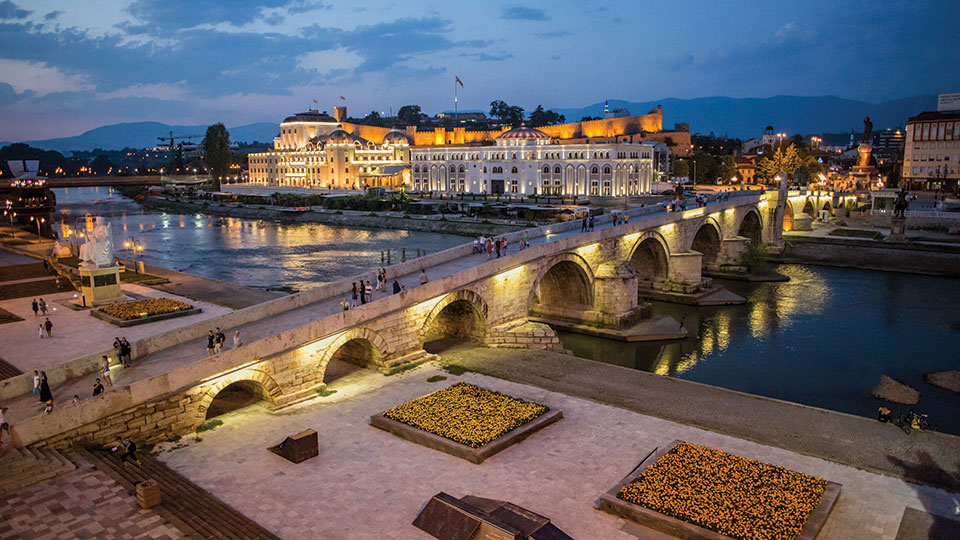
[233,330,242,349]
[365,280,373,302]
[100,356,113,386]
[39,371,53,414]
[581,217,587,232]
[360,281,367,305]
[206,330,215,356]
[486,238,493,260]
[419,269,429,286]
[351,283,358,308]
[393,279,401,294]
[589,215,595,231]
[494,238,501,258]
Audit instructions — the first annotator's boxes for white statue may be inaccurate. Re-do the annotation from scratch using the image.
[79,219,116,268]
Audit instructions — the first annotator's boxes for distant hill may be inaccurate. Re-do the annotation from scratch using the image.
[0,122,279,155]
[553,95,936,139]
[1,95,938,153]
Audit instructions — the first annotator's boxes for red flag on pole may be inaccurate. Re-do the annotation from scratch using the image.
[455,76,463,88]
[312,99,318,103]
[339,95,346,100]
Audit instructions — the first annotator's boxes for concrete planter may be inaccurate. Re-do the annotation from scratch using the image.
[90,307,203,327]
[370,408,562,464]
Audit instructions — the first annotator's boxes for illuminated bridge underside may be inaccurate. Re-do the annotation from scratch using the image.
[18,192,792,450]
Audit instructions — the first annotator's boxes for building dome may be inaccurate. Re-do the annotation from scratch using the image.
[382,130,409,145]
[326,126,353,144]
[497,124,550,141]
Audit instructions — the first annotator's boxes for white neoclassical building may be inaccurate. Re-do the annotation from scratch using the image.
[247,110,411,189]
[410,125,656,196]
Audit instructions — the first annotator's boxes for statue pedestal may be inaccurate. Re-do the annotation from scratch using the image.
[888,217,906,242]
[79,265,123,306]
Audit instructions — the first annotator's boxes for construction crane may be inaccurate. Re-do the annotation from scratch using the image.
[156,131,203,150]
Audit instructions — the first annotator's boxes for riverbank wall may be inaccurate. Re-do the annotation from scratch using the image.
[140,196,524,237]
[774,235,960,277]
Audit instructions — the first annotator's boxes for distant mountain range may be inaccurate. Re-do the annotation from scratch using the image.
[0,122,280,155]
[553,95,937,139]
[0,95,939,153]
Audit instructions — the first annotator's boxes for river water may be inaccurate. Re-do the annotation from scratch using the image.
[55,188,960,433]
[560,265,960,434]
[53,187,467,291]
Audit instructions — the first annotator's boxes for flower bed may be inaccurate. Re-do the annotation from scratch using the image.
[99,298,194,321]
[382,382,549,448]
[617,441,827,540]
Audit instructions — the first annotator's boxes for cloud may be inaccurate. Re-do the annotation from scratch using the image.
[99,82,190,101]
[501,7,548,21]
[0,58,93,96]
[124,0,288,34]
[0,1,29,19]
[298,47,363,74]
[0,81,22,105]
[286,1,329,14]
[775,21,797,39]
[43,10,61,21]
[461,52,513,62]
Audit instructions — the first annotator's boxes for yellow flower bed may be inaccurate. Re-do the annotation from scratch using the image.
[99,298,194,321]
[618,441,826,540]
[383,382,548,448]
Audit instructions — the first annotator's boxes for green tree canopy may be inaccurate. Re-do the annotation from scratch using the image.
[204,123,231,191]
[489,100,508,121]
[397,105,421,126]
[757,144,801,181]
[527,105,566,127]
[672,159,689,179]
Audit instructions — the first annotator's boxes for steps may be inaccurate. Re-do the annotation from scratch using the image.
[0,262,53,282]
[0,357,23,380]
[0,307,24,325]
[76,448,280,540]
[0,278,71,300]
[0,446,77,496]
[380,349,437,372]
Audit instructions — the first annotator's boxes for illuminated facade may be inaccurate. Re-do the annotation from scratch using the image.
[410,125,656,196]
[902,110,959,191]
[247,111,411,189]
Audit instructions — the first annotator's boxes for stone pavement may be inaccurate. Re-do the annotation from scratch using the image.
[0,457,185,540]
[155,365,958,540]
[0,196,714,427]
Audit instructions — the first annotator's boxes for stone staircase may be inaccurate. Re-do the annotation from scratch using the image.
[77,448,281,540]
[379,349,437,373]
[0,262,51,282]
[0,446,77,496]
[0,357,23,380]
[0,278,70,300]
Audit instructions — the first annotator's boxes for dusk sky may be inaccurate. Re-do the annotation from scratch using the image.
[1,0,958,141]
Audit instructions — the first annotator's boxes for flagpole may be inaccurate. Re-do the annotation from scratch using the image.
[454,78,458,123]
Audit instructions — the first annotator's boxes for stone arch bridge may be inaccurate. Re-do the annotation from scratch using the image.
[17,191,791,449]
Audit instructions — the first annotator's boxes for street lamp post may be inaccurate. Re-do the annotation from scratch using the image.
[30,216,45,243]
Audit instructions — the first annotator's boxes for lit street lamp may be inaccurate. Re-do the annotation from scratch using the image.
[30,216,45,243]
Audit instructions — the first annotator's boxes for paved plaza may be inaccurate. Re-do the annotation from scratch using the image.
[0,284,231,376]
[0,459,184,540]
[156,365,957,540]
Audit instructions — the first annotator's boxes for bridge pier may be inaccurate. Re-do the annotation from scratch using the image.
[593,261,646,328]
[714,237,750,274]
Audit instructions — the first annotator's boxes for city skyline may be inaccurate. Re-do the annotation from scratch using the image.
[0,0,958,140]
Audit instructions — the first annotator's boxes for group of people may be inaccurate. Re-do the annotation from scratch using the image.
[580,215,596,232]
[31,370,54,414]
[113,337,133,368]
[474,235,513,260]
[206,327,241,356]
[611,213,630,226]
[32,298,54,339]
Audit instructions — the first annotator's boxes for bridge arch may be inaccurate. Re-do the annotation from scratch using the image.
[527,252,595,315]
[629,232,670,283]
[821,200,833,216]
[737,208,763,243]
[783,200,795,232]
[802,198,816,217]
[197,369,283,421]
[421,289,489,344]
[318,326,391,381]
[690,220,722,270]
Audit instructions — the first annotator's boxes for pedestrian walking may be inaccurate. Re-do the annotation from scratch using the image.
[38,323,44,339]
[365,280,373,301]
[340,298,350,311]
[214,327,225,354]
[376,269,383,292]
[112,437,142,468]
[92,378,104,396]
[39,371,53,414]
[359,281,366,304]
[501,237,508,256]
[351,282,358,308]
[206,330,215,356]
[495,238,501,258]
[419,269,429,285]
[121,337,132,367]
[393,280,401,294]
[113,337,123,363]
[486,238,493,260]
[100,356,113,386]
[43,317,53,337]
[581,217,587,232]
[31,298,39,317]
[32,370,40,395]
[523,231,530,250]
[39,298,47,316]
[233,330,242,349]
[0,405,8,456]
[72,395,80,404]
[589,215,595,231]
[624,213,629,224]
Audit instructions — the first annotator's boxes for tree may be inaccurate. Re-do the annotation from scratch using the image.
[364,110,381,123]
[397,105,421,126]
[719,156,738,184]
[89,155,113,175]
[527,105,566,127]
[757,143,801,182]
[489,100,509,121]
[672,159,689,179]
[505,105,525,127]
[204,123,231,191]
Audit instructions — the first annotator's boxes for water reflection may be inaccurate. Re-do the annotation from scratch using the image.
[54,187,467,291]
[560,264,960,435]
